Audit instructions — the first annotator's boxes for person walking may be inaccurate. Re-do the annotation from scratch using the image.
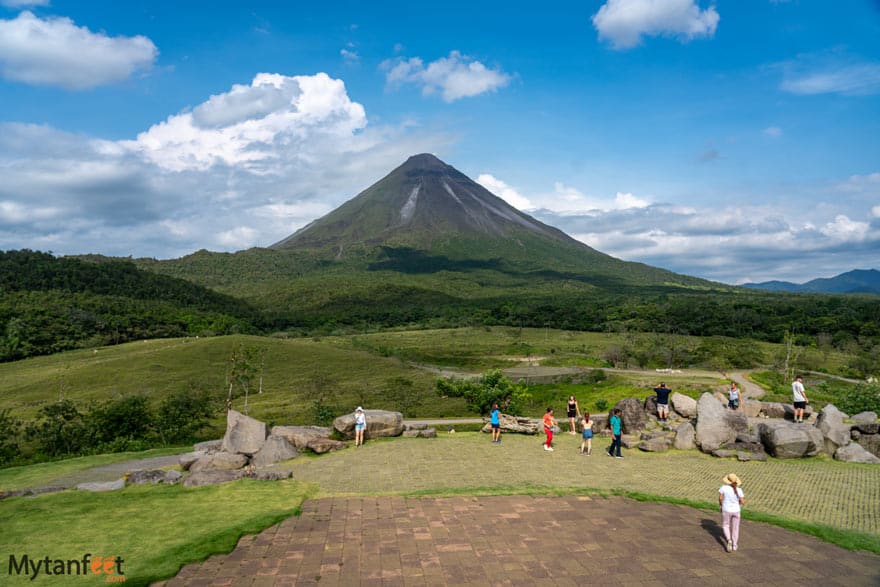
[654,382,671,423]
[490,402,502,444]
[354,406,366,447]
[607,408,622,458]
[542,407,556,451]
[791,376,809,423]
[580,412,594,456]
[718,473,745,552]
[728,382,740,411]
[567,395,580,435]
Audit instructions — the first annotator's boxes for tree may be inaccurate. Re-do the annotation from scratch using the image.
[0,408,21,465]
[156,385,216,445]
[226,344,260,415]
[435,370,530,415]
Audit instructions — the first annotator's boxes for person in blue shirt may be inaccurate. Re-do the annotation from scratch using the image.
[490,403,501,444]
[607,408,623,458]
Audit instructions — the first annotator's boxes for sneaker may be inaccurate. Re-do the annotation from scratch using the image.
[726,540,733,553]
[733,544,738,551]
[615,455,623,459]
[543,445,551,451]
[607,451,613,457]
[547,446,554,451]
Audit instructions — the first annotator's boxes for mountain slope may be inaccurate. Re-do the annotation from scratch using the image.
[744,269,880,295]
[271,153,713,288]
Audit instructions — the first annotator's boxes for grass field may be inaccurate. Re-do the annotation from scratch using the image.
[1,431,878,586]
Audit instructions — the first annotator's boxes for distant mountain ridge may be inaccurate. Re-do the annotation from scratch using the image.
[743,269,880,295]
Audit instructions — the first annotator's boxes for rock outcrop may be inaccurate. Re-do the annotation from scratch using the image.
[815,404,851,455]
[614,398,647,434]
[671,392,697,418]
[334,409,404,440]
[251,434,300,467]
[695,393,748,453]
[270,426,333,450]
[221,410,268,455]
[673,422,696,450]
[758,421,824,458]
[834,442,880,464]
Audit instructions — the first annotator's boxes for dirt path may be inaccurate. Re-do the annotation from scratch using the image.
[726,370,767,399]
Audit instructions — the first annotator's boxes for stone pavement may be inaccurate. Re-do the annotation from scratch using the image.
[157,495,879,586]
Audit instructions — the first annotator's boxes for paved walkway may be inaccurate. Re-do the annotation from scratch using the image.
[158,495,879,586]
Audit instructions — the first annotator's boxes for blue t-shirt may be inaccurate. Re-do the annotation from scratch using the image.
[490,409,500,425]
[655,386,671,404]
[610,415,621,435]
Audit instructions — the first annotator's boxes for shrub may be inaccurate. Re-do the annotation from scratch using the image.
[156,386,217,445]
[435,370,530,415]
[0,408,21,465]
[26,400,90,457]
[836,383,880,416]
[595,398,609,411]
[88,395,153,445]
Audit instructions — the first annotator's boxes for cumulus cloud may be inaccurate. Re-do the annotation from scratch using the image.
[125,73,368,172]
[0,11,157,89]
[476,174,533,210]
[778,52,880,96]
[532,202,880,284]
[382,51,511,102]
[763,126,782,137]
[340,48,360,64]
[592,0,720,50]
[0,73,452,258]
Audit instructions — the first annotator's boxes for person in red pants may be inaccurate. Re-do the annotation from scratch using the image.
[542,407,556,451]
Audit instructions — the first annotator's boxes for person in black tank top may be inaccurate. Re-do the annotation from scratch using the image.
[567,395,580,435]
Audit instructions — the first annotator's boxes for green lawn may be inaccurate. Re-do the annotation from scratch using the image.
[0,479,315,587]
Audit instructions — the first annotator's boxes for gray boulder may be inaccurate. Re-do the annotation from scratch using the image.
[481,413,541,435]
[178,451,204,471]
[183,470,244,487]
[306,437,348,454]
[621,434,640,449]
[737,451,767,462]
[333,409,404,440]
[77,479,125,492]
[758,421,824,458]
[251,434,300,467]
[673,422,696,450]
[193,439,223,453]
[712,449,737,458]
[671,392,697,418]
[614,398,647,434]
[406,423,429,431]
[402,429,421,438]
[834,442,880,464]
[420,428,437,438]
[126,470,167,485]
[189,452,248,472]
[740,400,762,418]
[250,470,294,481]
[644,396,658,416]
[638,436,671,452]
[858,434,880,458]
[851,412,879,434]
[815,404,852,454]
[221,410,268,455]
[164,470,183,484]
[760,402,787,419]
[695,393,748,453]
[270,426,332,450]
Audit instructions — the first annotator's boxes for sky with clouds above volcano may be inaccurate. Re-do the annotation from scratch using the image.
[0,0,878,284]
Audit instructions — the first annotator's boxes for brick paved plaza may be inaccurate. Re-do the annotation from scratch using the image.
[160,495,879,586]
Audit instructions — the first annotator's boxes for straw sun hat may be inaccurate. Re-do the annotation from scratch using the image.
[723,473,742,485]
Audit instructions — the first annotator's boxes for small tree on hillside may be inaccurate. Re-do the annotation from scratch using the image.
[435,370,530,415]
[226,344,261,415]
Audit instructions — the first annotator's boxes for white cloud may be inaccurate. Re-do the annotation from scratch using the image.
[0,11,157,89]
[541,182,650,213]
[382,51,511,102]
[592,0,719,50]
[476,174,533,210]
[0,74,452,258]
[125,72,368,172]
[340,48,360,64]
[819,214,869,241]
[837,172,880,193]
[778,52,880,96]
[872,206,880,218]
[763,126,782,137]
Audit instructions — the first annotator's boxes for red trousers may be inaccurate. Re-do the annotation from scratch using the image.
[545,427,553,447]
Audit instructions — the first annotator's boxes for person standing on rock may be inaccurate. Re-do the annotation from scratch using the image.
[543,407,556,451]
[567,395,580,435]
[792,376,809,423]
[728,382,741,411]
[654,382,671,423]
[354,406,366,447]
[490,403,502,444]
[580,412,594,456]
[718,473,745,552]
[607,408,622,458]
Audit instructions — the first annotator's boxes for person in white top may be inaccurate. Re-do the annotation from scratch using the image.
[354,407,366,447]
[791,376,809,423]
[718,473,745,552]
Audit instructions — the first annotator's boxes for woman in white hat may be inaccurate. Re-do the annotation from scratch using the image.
[718,473,745,552]
[354,407,366,447]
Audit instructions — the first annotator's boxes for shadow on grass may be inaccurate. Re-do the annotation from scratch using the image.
[700,518,727,548]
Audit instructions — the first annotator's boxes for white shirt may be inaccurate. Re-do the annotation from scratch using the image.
[792,380,806,402]
[719,485,744,513]
[355,412,365,426]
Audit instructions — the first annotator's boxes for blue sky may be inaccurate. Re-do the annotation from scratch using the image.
[0,0,878,284]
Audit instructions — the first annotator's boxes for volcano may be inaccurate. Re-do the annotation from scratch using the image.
[270,153,707,288]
